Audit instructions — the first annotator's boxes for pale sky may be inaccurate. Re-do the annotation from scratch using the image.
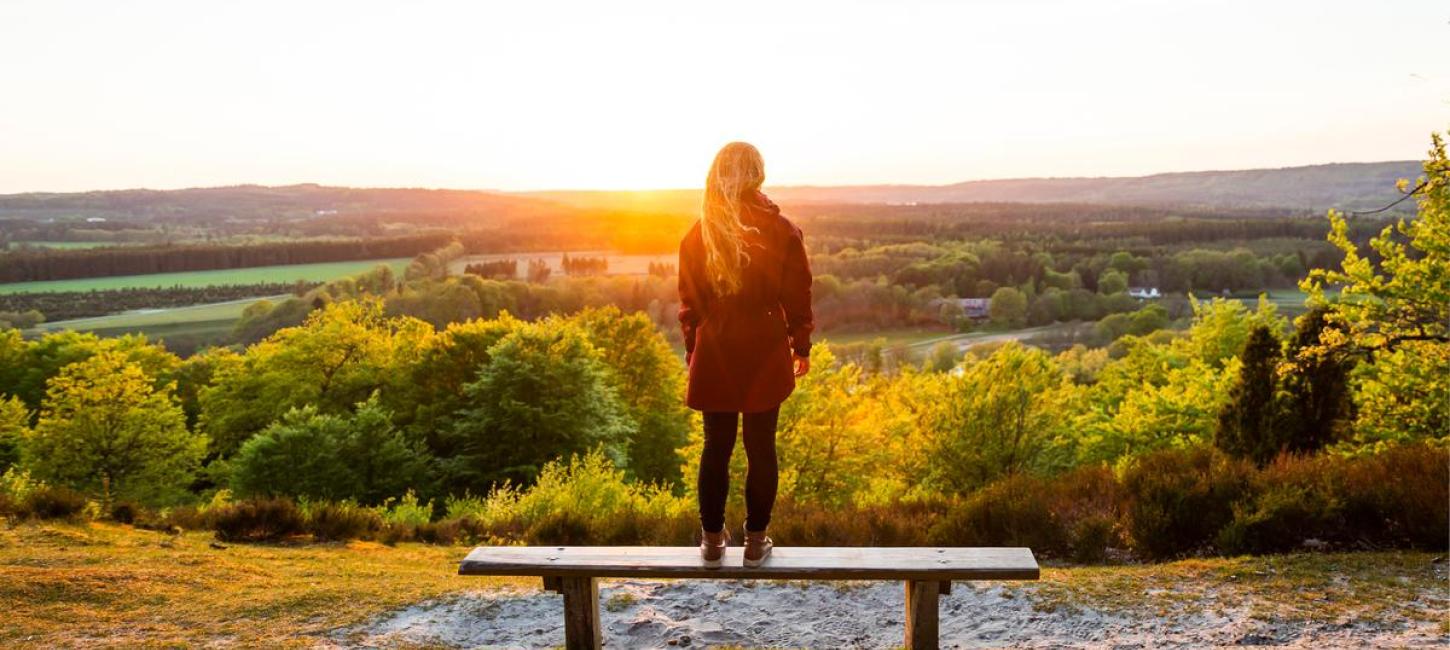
[1,0,1446,194]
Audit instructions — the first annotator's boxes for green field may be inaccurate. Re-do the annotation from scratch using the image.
[31,296,286,333]
[1216,289,1336,316]
[0,258,411,295]
[817,326,953,347]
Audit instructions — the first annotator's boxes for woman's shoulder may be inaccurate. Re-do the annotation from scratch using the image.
[748,192,803,240]
[680,219,703,250]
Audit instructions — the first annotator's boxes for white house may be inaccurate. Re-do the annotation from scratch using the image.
[1128,287,1161,300]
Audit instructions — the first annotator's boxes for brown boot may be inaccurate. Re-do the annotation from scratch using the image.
[742,528,773,568]
[700,528,729,569]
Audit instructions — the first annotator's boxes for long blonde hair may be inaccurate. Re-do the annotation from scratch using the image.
[701,142,765,295]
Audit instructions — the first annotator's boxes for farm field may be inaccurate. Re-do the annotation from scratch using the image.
[0,258,411,295]
[29,295,287,334]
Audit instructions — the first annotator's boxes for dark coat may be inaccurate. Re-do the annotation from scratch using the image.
[678,192,814,413]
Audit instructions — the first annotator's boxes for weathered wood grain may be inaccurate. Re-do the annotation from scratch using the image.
[558,576,600,650]
[905,580,942,650]
[459,546,1039,581]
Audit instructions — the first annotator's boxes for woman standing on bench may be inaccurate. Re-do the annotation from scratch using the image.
[678,141,814,568]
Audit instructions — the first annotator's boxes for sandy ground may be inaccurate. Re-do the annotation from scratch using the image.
[332,577,1448,649]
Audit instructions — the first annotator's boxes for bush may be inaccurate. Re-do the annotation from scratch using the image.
[159,505,209,531]
[0,468,41,518]
[212,498,307,543]
[928,466,1123,561]
[775,498,944,547]
[474,451,694,546]
[1121,445,1253,559]
[1215,452,1337,554]
[1335,442,1448,549]
[378,491,433,528]
[23,486,89,520]
[307,501,383,542]
[109,501,142,524]
[416,519,461,545]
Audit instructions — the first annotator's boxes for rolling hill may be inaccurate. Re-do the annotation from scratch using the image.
[531,160,1423,214]
[0,161,1423,223]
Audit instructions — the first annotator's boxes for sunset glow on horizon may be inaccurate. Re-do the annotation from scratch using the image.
[2,0,1447,194]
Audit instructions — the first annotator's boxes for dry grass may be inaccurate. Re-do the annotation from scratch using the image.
[0,521,524,648]
[0,521,1443,648]
[1026,553,1448,626]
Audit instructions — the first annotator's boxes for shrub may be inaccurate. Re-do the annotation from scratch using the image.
[307,501,383,542]
[160,505,209,531]
[415,519,461,545]
[231,399,433,505]
[23,485,89,520]
[930,474,1061,553]
[775,498,944,547]
[377,491,433,528]
[1216,452,1338,554]
[1335,442,1448,549]
[1121,445,1253,559]
[1053,466,1126,563]
[109,501,142,524]
[212,498,307,543]
[474,451,693,545]
[0,468,40,518]
[929,466,1123,562]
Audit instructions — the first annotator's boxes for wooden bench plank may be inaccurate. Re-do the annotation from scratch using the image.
[459,546,1039,581]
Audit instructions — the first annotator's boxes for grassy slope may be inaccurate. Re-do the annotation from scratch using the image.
[0,522,1443,648]
[0,258,410,295]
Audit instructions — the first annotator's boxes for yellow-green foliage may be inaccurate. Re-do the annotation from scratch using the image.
[470,450,694,545]
[1303,134,1450,449]
[25,351,204,506]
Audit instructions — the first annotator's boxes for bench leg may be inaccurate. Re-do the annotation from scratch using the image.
[904,580,941,650]
[554,576,600,650]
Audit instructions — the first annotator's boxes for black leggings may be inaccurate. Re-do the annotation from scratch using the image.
[698,409,779,534]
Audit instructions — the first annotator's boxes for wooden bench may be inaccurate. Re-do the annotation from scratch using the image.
[458,545,1039,649]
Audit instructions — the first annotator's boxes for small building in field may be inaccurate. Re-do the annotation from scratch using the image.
[930,297,992,320]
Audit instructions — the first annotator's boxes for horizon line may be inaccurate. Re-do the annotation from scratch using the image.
[0,158,1422,198]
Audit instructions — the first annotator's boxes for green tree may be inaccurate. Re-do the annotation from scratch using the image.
[440,320,635,493]
[923,342,1075,493]
[392,314,522,451]
[231,396,432,504]
[0,396,28,473]
[200,299,431,457]
[988,287,1028,327]
[6,330,179,411]
[572,307,691,486]
[1128,303,1169,335]
[25,352,204,505]
[1303,133,1449,355]
[1108,251,1146,275]
[1302,133,1450,448]
[1278,307,1353,452]
[1097,268,1129,295]
[924,340,960,373]
[1215,326,1285,464]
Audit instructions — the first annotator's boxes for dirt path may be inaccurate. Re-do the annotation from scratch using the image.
[334,572,1448,649]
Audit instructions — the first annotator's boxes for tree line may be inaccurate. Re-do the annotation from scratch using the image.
[0,234,454,283]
